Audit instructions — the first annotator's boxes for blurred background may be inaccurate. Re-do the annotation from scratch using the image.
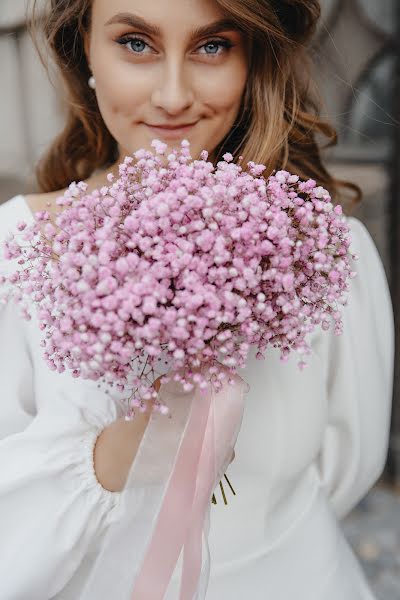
[0,0,399,597]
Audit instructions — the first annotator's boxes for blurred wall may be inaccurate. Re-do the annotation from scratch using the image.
[314,0,396,282]
[0,0,64,201]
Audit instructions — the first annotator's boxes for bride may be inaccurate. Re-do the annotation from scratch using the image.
[0,0,394,598]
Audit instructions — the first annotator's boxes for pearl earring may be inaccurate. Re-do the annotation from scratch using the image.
[88,75,96,89]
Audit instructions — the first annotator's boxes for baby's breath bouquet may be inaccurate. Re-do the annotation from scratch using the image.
[1,139,356,505]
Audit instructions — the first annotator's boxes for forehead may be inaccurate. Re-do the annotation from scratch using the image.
[92,0,228,31]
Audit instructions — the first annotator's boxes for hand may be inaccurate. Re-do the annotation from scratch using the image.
[230,449,236,464]
[93,410,152,492]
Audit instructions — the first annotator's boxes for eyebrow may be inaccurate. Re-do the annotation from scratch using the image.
[105,13,241,38]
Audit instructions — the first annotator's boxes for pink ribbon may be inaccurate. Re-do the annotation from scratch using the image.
[130,371,246,600]
[179,373,246,599]
[130,380,213,599]
[179,393,215,600]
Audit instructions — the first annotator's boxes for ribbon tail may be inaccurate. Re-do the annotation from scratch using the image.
[130,381,212,599]
[179,375,247,599]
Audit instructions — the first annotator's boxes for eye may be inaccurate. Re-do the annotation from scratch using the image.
[198,39,234,57]
[117,36,151,55]
[116,35,234,58]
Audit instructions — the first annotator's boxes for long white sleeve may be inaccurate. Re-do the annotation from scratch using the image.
[0,396,126,600]
[0,197,125,599]
[314,216,394,520]
[0,300,125,600]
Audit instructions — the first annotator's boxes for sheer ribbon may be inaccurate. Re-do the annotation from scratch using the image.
[80,366,247,600]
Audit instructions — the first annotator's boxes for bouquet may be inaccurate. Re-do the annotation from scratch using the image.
[0,139,356,416]
[0,141,359,594]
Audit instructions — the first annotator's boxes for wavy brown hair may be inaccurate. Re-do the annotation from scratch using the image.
[28,0,361,210]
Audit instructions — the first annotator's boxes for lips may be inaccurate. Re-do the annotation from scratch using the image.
[146,121,198,129]
[144,121,198,138]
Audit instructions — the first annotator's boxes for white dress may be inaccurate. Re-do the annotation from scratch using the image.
[0,195,394,600]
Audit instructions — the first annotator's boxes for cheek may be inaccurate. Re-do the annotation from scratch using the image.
[92,50,149,115]
[97,76,148,120]
[197,62,248,111]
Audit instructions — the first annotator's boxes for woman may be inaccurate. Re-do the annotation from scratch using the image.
[0,0,394,599]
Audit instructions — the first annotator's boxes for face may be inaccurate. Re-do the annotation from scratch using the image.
[85,0,249,167]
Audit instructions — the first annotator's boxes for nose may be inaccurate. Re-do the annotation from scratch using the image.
[151,60,195,115]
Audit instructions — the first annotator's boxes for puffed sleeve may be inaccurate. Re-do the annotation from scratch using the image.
[314,216,395,520]
[0,392,125,600]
